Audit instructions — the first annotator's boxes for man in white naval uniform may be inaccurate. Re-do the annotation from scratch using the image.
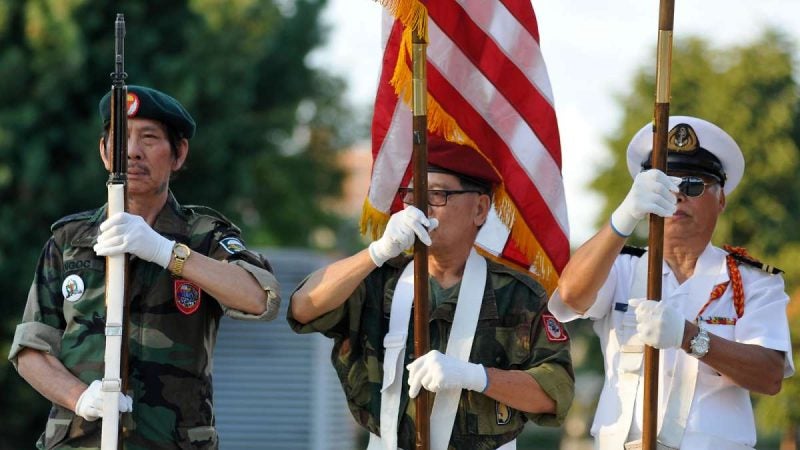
[549,116,794,450]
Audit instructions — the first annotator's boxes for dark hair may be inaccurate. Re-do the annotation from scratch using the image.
[458,176,493,198]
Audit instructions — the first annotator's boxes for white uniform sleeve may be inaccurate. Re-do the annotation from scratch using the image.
[734,268,795,377]
[549,261,625,322]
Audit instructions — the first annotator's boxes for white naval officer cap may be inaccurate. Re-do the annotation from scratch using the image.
[626,116,745,195]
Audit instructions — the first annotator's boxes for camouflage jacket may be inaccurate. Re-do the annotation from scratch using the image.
[288,255,574,450]
[9,192,280,450]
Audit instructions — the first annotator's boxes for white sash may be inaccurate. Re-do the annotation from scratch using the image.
[370,249,488,450]
[601,254,648,450]
[430,249,486,450]
[374,263,415,450]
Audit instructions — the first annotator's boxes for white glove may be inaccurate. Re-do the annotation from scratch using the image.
[407,350,487,398]
[610,169,681,237]
[368,206,439,267]
[74,380,133,422]
[94,212,175,268]
[629,298,685,349]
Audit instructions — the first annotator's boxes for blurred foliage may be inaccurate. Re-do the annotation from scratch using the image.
[0,0,364,447]
[584,29,800,447]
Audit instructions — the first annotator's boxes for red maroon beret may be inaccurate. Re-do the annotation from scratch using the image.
[427,135,500,187]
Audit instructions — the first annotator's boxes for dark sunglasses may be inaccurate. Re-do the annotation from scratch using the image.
[678,176,717,197]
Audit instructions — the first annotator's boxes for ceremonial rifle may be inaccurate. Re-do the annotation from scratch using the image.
[101,13,129,450]
[643,1,675,449]
[411,14,431,450]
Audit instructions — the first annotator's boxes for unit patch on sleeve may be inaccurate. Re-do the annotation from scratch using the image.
[174,280,202,315]
[496,402,512,425]
[541,313,569,342]
[219,237,246,254]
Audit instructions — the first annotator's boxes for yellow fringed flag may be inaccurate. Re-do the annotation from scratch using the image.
[363,0,569,293]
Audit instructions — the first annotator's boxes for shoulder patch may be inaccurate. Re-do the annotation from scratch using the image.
[541,313,569,342]
[219,237,247,254]
[727,250,783,275]
[620,245,646,257]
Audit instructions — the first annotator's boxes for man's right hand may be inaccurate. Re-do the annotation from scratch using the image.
[368,206,439,267]
[94,212,174,268]
[74,380,133,421]
[610,169,680,237]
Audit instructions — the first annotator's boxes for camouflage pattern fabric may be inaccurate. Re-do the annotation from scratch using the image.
[288,255,575,450]
[9,192,279,450]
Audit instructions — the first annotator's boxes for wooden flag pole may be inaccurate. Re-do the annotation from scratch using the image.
[643,1,675,449]
[411,14,431,450]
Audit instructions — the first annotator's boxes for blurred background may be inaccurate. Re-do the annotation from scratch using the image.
[0,0,798,448]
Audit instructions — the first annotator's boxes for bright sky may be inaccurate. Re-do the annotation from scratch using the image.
[309,0,800,246]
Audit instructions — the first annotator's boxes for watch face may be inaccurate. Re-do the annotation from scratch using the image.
[174,244,190,258]
[694,340,709,353]
[691,331,710,357]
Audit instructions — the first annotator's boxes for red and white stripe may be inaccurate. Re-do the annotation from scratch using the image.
[368,0,569,280]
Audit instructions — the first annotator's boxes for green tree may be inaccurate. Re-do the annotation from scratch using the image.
[0,0,356,446]
[590,30,800,447]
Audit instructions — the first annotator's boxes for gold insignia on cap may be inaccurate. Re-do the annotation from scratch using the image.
[667,123,699,153]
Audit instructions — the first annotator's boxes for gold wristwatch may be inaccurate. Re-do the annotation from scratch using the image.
[170,243,191,277]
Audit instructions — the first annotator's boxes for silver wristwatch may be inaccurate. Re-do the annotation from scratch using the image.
[688,328,711,359]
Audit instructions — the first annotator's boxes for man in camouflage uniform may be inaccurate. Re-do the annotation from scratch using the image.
[288,136,574,449]
[8,85,281,450]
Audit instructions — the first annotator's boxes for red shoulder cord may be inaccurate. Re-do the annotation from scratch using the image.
[696,245,747,321]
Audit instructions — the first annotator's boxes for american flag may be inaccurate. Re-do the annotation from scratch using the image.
[362,0,569,293]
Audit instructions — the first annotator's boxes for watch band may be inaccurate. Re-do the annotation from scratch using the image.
[170,243,191,277]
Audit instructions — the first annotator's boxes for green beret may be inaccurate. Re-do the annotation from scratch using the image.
[99,85,196,139]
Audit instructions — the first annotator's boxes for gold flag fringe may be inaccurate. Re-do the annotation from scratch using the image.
[377,0,428,39]
[360,197,390,241]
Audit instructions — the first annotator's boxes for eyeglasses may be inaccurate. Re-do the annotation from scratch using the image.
[678,176,718,197]
[398,188,482,206]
